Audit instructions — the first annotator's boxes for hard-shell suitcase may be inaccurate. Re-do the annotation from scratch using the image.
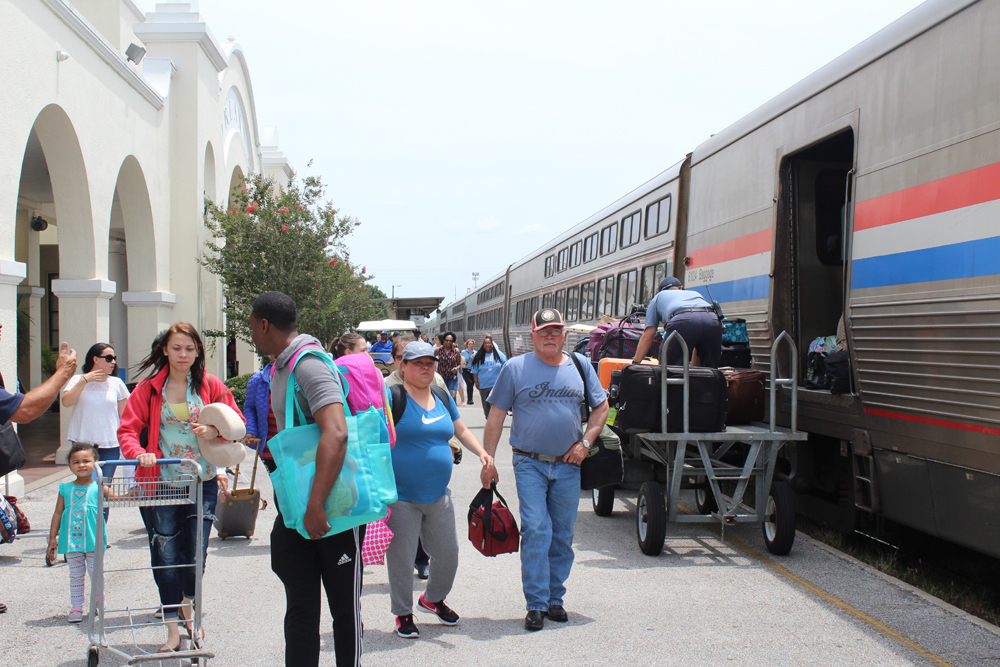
[616,365,727,433]
[720,367,766,424]
[214,448,266,539]
[598,357,657,389]
[720,344,752,369]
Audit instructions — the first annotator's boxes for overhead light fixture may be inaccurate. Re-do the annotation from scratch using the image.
[56,51,70,62]
[125,43,146,65]
[30,216,48,232]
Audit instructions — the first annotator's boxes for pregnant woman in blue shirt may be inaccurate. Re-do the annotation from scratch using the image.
[386,341,498,639]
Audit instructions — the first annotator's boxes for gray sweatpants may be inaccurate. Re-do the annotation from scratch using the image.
[385,491,459,616]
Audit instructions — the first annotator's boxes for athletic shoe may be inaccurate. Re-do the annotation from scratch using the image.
[68,609,83,623]
[417,594,459,625]
[415,563,429,580]
[395,614,419,638]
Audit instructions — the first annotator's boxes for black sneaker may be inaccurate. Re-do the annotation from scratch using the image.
[415,562,429,580]
[395,614,419,638]
[417,594,459,625]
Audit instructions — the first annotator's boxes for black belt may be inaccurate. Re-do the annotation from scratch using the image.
[671,307,714,317]
[511,448,561,464]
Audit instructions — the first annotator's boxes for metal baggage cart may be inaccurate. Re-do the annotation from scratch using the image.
[86,458,214,666]
[594,331,807,557]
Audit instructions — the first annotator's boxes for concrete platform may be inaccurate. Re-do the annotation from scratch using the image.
[1,404,996,666]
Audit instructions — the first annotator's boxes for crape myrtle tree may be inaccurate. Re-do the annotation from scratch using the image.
[200,172,381,348]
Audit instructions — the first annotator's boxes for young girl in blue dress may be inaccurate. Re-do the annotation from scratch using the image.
[46,442,110,623]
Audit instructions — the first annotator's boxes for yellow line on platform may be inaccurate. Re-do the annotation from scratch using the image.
[683,506,956,667]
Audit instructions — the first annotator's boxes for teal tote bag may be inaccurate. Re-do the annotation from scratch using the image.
[268,346,395,539]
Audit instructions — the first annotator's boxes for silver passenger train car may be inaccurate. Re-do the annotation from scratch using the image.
[427,0,1000,558]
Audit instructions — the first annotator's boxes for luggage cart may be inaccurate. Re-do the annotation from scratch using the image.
[597,331,807,557]
[87,458,214,666]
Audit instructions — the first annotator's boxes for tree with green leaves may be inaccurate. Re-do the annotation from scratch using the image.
[200,172,381,348]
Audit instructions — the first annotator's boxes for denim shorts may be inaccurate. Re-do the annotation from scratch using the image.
[443,376,459,392]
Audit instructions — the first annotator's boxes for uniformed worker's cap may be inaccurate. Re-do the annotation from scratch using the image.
[658,276,683,291]
[531,308,565,332]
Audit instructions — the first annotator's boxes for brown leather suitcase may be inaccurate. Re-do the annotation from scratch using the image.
[720,367,766,424]
[214,449,267,539]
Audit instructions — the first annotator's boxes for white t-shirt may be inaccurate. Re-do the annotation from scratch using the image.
[64,375,130,448]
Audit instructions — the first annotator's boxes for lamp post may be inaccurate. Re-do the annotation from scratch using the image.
[472,272,479,288]
[391,284,402,298]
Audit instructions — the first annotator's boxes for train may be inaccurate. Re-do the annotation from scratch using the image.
[423,0,1000,559]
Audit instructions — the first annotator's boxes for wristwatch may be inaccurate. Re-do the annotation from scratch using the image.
[581,439,592,450]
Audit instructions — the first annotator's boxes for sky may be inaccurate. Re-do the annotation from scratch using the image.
[195,0,927,309]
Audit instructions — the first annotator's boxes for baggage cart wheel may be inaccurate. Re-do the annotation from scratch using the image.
[695,481,717,514]
[592,487,615,517]
[636,481,667,556]
[763,481,795,555]
[87,646,99,666]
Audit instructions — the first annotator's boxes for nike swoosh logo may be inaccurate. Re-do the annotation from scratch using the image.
[421,414,446,425]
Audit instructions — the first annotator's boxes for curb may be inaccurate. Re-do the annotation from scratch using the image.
[794,530,1000,639]
[24,469,71,494]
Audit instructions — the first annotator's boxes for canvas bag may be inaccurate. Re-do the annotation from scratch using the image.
[268,346,395,540]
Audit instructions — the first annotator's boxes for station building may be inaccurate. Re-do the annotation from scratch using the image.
[1,0,294,492]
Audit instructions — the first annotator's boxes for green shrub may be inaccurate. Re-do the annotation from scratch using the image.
[224,373,253,408]
[41,345,57,377]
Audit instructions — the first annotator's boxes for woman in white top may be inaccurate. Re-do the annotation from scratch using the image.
[61,343,130,520]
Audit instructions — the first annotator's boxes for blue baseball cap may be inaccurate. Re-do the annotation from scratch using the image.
[401,341,437,362]
[658,277,683,291]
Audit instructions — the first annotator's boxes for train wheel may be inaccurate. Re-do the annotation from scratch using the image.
[763,481,795,555]
[694,481,717,514]
[636,481,667,556]
[592,487,614,517]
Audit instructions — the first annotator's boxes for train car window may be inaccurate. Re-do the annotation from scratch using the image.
[584,233,598,262]
[544,255,555,278]
[566,286,580,321]
[596,276,614,318]
[529,296,539,316]
[542,293,554,309]
[600,223,618,256]
[615,269,638,318]
[619,211,642,248]
[555,289,566,315]
[569,241,582,268]
[557,248,568,272]
[639,262,667,303]
[816,169,847,266]
[645,195,671,238]
[580,281,595,320]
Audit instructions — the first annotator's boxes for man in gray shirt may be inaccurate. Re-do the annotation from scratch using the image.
[249,291,362,667]
[483,308,608,631]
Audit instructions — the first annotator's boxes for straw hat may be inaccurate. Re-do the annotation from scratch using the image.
[196,403,247,468]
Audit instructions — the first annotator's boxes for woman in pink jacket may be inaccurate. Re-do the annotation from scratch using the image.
[118,323,244,653]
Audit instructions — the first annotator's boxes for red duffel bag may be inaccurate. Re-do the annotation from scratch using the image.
[468,482,519,557]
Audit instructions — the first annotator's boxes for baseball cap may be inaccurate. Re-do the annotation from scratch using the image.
[381,330,389,335]
[400,341,437,362]
[658,276,683,291]
[531,308,565,331]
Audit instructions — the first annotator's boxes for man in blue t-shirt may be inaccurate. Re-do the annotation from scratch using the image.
[483,308,608,632]
[632,276,723,368]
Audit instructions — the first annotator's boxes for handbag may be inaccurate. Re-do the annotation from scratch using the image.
[0,421,26,478]
[3,496,30,534]
[361,507,394,565]
[268,346,395,540]
[468,482,519,557]
[569,354,624,491]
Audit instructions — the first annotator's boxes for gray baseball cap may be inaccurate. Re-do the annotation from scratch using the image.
[401,341,437,362]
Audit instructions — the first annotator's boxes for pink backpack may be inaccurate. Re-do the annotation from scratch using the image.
[273,346,396,445]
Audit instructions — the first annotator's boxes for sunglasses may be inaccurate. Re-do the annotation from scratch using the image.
[98,354,117,362]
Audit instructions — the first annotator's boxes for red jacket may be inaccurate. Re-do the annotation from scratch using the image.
[118,366,245,484]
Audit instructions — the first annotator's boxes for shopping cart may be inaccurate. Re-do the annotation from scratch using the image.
[87,458,214,666]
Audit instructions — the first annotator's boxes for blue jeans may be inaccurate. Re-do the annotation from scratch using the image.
[145,478,218,618]
[512,453,581,611]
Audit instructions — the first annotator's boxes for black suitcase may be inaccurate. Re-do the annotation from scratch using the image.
[616,365,727,433]
[720,345,752,369]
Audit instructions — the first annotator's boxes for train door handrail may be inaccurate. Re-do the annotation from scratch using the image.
[769,331,799,433]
